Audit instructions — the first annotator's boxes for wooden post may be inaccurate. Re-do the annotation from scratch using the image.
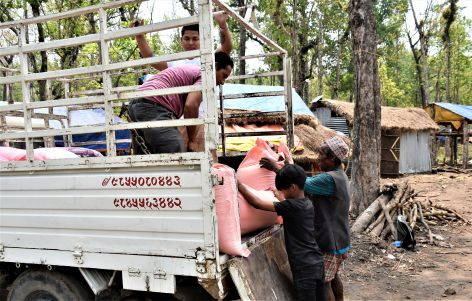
[453,136,458,165]
[283,56,294,148]
[19,24,34,160]
[444,125,452,164]
[219,85,226,156]
[429,133,438,168]
[99,7,116,157]
[463,120,469,169]
[43,79,55,147]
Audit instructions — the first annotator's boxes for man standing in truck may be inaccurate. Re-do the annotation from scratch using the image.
[132,13,233,72]
[127,52,234,154]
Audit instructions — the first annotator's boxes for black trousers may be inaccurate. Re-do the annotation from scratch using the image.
[127,98,184,154]
[292,268,327,301]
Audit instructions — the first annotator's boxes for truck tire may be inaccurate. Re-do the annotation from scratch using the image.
[7,270,93,301]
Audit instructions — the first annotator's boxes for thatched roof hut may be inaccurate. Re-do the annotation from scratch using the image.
[312,99,438,132]
[221,111,350,165]
[310,99,438,176]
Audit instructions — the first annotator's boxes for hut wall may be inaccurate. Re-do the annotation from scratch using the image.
[399,131,432,174]
[314,107,331,125]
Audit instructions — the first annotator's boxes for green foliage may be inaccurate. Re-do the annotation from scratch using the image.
[1,0,471,108]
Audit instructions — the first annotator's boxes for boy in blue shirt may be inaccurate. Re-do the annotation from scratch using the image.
[238,164,326,301]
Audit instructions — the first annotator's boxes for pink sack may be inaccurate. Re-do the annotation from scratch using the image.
[33,148,79,160]
[0,147,27,161]
[213,163,250,257]
[0,147,79,161]
[239,138,280,169]
[237,139,292,234]
[238,187,281,235]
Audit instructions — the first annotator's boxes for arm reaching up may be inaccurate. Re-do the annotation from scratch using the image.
[214,12,233,54]
[238,182,276,212]
[259,157,282,172]
[131,19,168,71]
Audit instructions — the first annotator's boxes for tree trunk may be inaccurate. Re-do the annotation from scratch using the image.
[29,0,48,101]
[349,0,382,216]
[443,0,458,103]
[408,0,431,107]
[316,13,324,97]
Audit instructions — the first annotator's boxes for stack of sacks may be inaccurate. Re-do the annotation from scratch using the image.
[213,163,250,257]
[236,139,292,234]
[0,147,79,161]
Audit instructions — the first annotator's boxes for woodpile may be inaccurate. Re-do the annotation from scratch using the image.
[351,181,469,243]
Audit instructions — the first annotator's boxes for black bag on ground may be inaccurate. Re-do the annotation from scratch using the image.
[396,215,416,250]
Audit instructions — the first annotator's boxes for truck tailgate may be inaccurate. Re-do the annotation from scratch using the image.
[0,166,209,259]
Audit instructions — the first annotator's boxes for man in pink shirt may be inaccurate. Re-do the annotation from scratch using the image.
[128,52,233,154]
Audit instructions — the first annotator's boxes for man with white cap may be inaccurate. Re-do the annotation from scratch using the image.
[260,136,350,301]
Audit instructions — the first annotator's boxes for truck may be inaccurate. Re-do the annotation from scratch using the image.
[0,0,296,299]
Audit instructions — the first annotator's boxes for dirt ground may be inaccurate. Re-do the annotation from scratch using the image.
[343,171,472,301]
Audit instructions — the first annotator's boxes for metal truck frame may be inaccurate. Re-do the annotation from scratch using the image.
[0,0,293,299]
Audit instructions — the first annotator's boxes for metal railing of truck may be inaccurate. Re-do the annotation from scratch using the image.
[0,0,293,173]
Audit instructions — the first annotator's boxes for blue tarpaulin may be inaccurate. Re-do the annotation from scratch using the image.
[221,84,314,116]
[49,108,131,151]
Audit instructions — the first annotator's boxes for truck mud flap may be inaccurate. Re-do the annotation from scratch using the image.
[228,225,296,301]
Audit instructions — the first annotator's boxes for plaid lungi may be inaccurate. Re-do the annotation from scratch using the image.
[323,253,347,282]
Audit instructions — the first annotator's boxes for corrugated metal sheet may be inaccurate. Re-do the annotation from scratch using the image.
[325,117,350,137]
[0,166,206,258]
[399,131,431,174]
[434,102,472,121]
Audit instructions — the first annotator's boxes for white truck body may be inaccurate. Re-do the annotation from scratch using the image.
[0,0,294,298]
[1,154,218,294]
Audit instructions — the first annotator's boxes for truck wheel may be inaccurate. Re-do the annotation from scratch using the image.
[7,270,93,301]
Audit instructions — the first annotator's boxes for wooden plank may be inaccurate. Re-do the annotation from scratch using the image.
[0,0,146,29]
[2,17,198,57]
[0,118,206,140]
[19,25,34,160]
[0,153,204,172]
[0,85,202,113]
[198,0,218,261]
[0,51,200,85]
[228,226,295,301]
[463,121,469,169]
[99,7,117,157]
[212,0,286,54]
